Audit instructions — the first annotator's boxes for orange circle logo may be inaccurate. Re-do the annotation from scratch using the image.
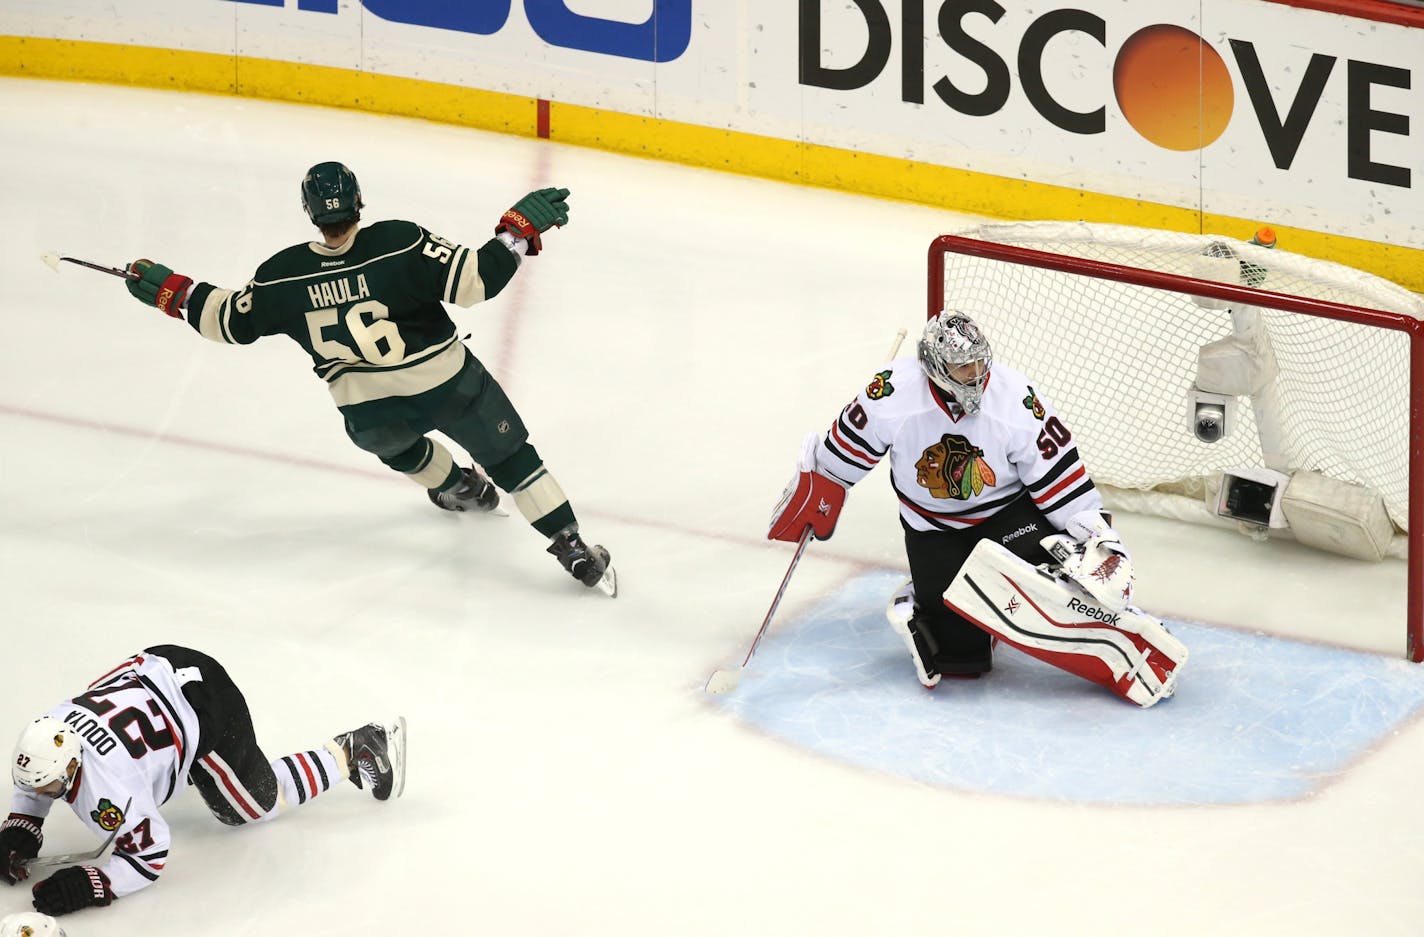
[1114,25,1234,151]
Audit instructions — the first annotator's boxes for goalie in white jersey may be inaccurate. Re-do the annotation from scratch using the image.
[1,645,406,917]
[770,311,1183,702]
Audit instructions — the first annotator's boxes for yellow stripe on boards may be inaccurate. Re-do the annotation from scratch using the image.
[2,35,1419,293]
[233,58,534,136]
[0,36,239,92]
[549,103,808,182]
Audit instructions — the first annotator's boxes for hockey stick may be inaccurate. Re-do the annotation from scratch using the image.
[889,326,908,359]
[705,327,909,695]
[705,526,814,694]
[20,797,133,876]
[40,251,138,281]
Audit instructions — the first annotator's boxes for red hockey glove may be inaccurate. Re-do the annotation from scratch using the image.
[495,187,570,256]
[769,470,846,542]
[768,432,847,542]
[0,815,43,884]
[125,258,192,318]
[32,865,112,915]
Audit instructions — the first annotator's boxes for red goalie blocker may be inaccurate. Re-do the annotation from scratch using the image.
[943,540,1188,707]
[768,471,846,542]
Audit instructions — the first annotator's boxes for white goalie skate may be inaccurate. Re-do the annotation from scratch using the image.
[884,580,941,688]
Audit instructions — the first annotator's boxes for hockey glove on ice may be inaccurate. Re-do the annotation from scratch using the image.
[125,258,193,318]
[32,865,112,915]
[495,187,570,256]
[0,816,43,884]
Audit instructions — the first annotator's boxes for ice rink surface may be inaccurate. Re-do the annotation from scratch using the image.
[1,78,1421,936]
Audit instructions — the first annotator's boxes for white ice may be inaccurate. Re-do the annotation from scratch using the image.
[1,78,1421,936]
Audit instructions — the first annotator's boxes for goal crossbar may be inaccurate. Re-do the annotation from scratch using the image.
[928,232,1424,660]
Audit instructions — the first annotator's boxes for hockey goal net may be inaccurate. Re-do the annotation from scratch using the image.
[928,222,1424,659]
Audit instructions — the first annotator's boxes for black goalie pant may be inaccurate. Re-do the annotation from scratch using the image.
[145,645,278,826]
[902,493,1055,665]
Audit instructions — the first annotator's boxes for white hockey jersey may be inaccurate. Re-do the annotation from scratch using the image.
[8,653,203,898]
[815,357,1104,533]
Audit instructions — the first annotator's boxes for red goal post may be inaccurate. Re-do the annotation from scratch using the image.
[927,222,1424,660]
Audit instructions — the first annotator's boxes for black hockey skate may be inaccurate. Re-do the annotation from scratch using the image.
[547,529,617,597]
[332,717,407,802]
[428,467,501,513]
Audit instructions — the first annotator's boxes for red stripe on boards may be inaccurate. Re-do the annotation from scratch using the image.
[1259,0,1424,28]
[536,99,550,139]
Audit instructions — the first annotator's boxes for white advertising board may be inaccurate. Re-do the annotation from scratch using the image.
[1,0,1419,252]
[781,1,1422,249]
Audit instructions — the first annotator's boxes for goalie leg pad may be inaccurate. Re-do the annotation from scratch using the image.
[943,541,1187,708]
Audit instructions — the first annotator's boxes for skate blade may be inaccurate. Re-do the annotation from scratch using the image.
[438,503,507,517]
[594,563,618,598]
[389,716,408,800]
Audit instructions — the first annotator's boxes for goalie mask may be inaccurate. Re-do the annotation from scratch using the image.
[301,161,364,226]
[919,310,993,414]
[12,716,81,797]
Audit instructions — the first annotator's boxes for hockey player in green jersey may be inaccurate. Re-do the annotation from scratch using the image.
[121,161,614,594]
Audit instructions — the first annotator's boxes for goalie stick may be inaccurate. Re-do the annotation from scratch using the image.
[19,797,133,876]
[705,526,814,694]
[40,251,138,281]
[705,327,909,695]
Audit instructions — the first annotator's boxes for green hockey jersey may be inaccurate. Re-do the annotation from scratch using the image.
[185,220,518,418]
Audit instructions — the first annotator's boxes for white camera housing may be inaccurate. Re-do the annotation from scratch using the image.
[1212,467,1291,528]
[1187,386,1237,443]
[1205,468,1394,560]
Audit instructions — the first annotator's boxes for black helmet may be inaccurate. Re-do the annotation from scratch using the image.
[301,161,363,225]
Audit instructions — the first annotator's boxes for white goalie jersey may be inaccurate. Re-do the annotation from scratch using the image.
[814,357,1104,533]
[8,654,203,898]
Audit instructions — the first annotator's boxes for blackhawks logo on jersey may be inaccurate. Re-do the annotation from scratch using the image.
[915,433,997,500]
[91,797,125,832]
[866,369,894,400]
[1022,386,1045,420]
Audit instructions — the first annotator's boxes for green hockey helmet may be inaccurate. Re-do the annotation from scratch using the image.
[301,161,363,225]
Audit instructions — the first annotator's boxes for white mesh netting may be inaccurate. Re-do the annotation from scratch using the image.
[935,221,1422,536]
